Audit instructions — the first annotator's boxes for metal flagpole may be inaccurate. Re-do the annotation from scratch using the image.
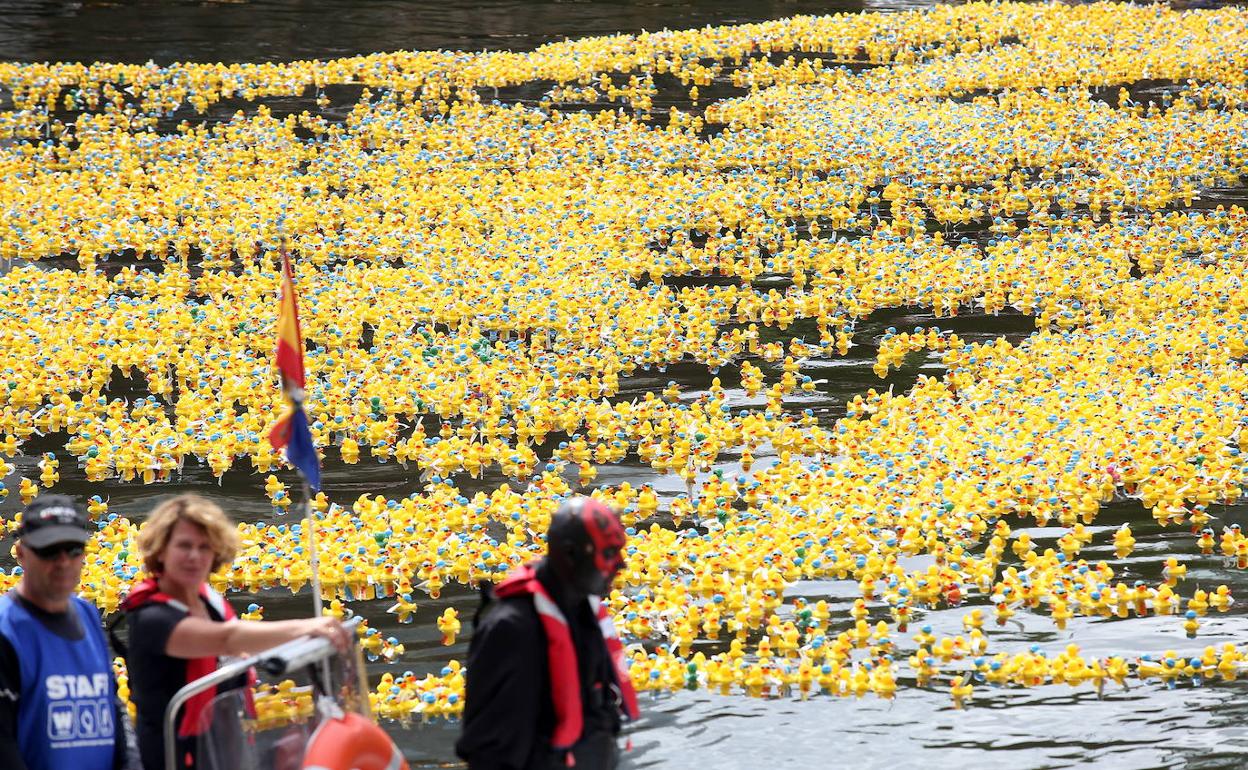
[301,470,334,701]
[301,473,335,706]
[303,477,323,617]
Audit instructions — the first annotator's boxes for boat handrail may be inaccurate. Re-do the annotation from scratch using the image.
[163,615,363,770]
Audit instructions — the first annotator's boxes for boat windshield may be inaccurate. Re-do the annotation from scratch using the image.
[188,642,371,770]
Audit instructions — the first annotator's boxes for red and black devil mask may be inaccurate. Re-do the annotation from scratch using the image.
[548,496,626,597]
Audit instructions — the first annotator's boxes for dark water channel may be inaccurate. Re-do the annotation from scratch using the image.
[0,0,936,64]
[4,1,1248,769]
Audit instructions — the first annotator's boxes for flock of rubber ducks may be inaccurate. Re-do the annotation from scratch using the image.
[3,0,1248,722]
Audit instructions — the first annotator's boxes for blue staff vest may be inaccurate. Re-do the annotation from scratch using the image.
[0,594,116,770]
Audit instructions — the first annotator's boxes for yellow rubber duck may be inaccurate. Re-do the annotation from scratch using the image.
[18,477,37,506]
[1112,525,1134,558]
[1162,558,1187,587]
[87,495,108,517]
[437,608,461,646]
[1183,610,1200,639]
[1187,590,1209,616]
[264,474,285,499]
[950,675,973,707]
[37,453,58,488]
[387,593,419,624]
[1209,585,1234,612]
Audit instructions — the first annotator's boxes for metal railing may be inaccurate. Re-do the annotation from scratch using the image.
[162,616,363,770]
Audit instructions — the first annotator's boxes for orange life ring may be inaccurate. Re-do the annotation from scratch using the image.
[302,712,409,770]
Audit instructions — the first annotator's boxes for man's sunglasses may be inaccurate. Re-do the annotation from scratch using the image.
[28,542,85,560]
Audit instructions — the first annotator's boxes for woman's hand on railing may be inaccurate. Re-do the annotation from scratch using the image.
[302,616,351,652]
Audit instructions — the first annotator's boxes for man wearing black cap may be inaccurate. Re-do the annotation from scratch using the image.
[0,495,131,770]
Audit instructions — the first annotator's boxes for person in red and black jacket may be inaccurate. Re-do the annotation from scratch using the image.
[119,495,348,770]
[456,496,639,770]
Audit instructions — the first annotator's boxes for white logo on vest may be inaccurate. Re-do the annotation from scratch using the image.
[44,673,114,748]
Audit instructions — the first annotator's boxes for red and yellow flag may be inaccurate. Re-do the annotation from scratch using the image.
[273,250,306,393]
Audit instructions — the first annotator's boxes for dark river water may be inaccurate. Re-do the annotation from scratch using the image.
[3,1,1248,769]
[0,0,937,64]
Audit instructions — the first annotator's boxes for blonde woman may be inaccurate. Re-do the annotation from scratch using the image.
[119,494,346,770]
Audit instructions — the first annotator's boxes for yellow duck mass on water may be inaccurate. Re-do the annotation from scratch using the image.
[2,1,1248,719]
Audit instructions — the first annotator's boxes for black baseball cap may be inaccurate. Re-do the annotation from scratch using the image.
[16,495,90,549]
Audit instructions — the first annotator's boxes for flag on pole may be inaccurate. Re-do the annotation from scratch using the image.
[268,249,321,491]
